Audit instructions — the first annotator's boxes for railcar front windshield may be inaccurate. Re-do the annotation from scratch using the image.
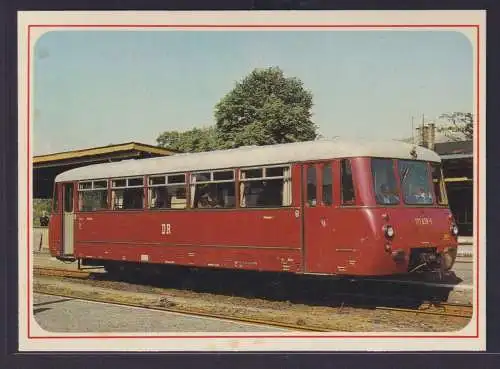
[371,159,400,205]
[398,160,433,205]
[371,159,446,206]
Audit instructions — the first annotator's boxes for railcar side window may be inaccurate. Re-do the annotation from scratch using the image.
[431,163,448,205]
[371,159,400,205]
[111,177,144,210]
[94,180,107,189]
[63,184,74,212]
[149,176,166,186]
[306,166,317,206]
[148,174,187,209]
[169,174,185,184]
[322,164,333,205]
[52,184,59,212]
[112,179,126,187]
[239,166,291,208]
[243,169,262,179]
[128,178,143,187]
[341,159,355,205]
[399,161,434,205]
[79,182,92,190]
[190,170,236,209]
[78,180,109,211]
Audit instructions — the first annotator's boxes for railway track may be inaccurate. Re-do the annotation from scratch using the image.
[33,271,331,333]
[33,266,473,321]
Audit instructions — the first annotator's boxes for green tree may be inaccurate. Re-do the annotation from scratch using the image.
[156,126,221,153]
[156,66,318,152]
[214,66,318,148]
[156,131,183,150]
[437,112,473,141]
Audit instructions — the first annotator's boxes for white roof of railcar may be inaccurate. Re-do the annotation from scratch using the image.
[54,138,441,182]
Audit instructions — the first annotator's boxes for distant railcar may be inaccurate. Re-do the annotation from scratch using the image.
[48,138,459,277]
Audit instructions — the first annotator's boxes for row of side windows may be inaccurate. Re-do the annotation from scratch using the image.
[74,165,293,212]
[61,160,356,212]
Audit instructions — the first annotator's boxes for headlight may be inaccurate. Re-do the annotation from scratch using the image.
[384,225,395,238]
[451,224,459,236]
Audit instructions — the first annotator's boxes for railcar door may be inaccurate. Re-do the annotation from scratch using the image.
[62,182,75,256]
[303,162,336,273]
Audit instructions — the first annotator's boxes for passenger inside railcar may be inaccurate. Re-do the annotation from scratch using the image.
[259,179,283,207]
[196,189,219,208]
[413,187,434,204]
[376,183,400,205]
[399,161,434,205]
[256,181,274,206]
[150,187,167,208]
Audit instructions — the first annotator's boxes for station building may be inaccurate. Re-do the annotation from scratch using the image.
[434,140,473,237]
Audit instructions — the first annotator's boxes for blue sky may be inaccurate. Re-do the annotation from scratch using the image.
[33,30,473,155]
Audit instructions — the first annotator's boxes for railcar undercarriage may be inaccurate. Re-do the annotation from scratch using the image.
[407,247,457,274]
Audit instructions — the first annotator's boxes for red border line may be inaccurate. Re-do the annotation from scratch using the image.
[27,24,481,341]
[27,24,478,28]
[27,25,32,338]
[475,24,480,339]
[27,334,476,339]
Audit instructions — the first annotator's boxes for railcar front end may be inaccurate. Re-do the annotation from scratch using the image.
[356,157,459,276]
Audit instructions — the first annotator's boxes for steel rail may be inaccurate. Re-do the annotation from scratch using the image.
[374,304,472,319]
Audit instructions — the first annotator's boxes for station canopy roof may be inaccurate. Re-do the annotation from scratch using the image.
[33,142,175,198]
[34,141,175,169]
[434,140,473,159]
[433,140,473,183]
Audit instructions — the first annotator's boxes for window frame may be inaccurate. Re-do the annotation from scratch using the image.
[110,176,145,211]
[431,162,449,206]
[192,169,235,184]
[77,179,109,212]
[63,183,74,213]
[398,159,435,206]
[147,173,188,210]
[305,165,317,207]
[321,162,333,206]
[52,183,59,212]
[111,176,144,189]
[340,159,356,206]
[190,169,237,209]
[371,158,401,206]
[239,164,292,208]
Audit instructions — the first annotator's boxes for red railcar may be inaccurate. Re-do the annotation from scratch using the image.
[48,139,459,277]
